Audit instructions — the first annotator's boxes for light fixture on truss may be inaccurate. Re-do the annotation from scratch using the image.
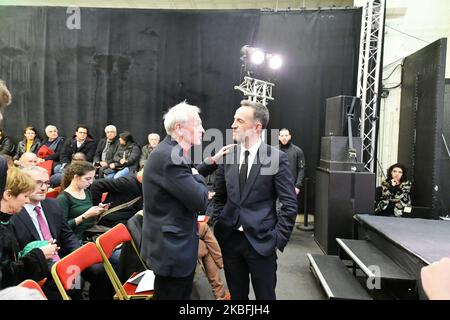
[234,45,283,107]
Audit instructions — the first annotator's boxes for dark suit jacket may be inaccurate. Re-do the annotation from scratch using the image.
[213,143,298,256]
[141,136,208,278]
[10,198,80,258]
[60,137,96,164]
[91,175,143,227]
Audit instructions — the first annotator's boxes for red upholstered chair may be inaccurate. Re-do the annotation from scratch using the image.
[50,242,104,300]
[46,186,61,198]
[96,223,153,300]
[18,279,47,300]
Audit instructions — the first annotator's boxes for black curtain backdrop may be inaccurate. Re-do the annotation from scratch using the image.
[0,6,361,212]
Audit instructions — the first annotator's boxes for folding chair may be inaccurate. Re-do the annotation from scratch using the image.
[96,223,153,300]
[18,279,47,300]
[51,242,104,300]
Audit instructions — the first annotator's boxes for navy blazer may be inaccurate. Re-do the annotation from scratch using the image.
[141,136,208,278]
[10,198,80,258]
[213,143,298,256]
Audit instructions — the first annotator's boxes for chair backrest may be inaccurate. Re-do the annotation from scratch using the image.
[46,186,61,198]
[18,279,47,300]
[97,223,131,258]
[96,223,148,299]
[51,242,103,300]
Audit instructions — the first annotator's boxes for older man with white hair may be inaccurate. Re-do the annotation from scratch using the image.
[93,125,119,176]
[141,101,208,300]
[139,133,160,170]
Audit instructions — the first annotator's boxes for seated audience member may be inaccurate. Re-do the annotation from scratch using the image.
[93,125,119,178]
[50,152,86,188]
[375,163,411,217]
[37,125,65,172]
[17,152,39,169]
[0,128,15,156]
[105,131,141,179]
[56,161,107,241]
[13,126,41,164]
[11,166,113,300]
[0,165,57,290]
[90,169,143,228]
[421,257,450,300]
[58,124,96,170]
[139,133,160,170]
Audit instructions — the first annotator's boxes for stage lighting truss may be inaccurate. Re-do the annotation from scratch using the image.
[234,76,275,106]
[235,45,282,106]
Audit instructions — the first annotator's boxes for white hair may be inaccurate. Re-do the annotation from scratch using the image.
[45,125,57,133]
[163,101,200,136]
[104,125,117,133]
[148,133,160,139]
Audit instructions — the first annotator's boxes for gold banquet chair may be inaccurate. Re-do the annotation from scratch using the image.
[96,223,153,300]
[50,242,104,300]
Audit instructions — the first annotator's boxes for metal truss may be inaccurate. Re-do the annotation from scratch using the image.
[357,0,385,172]
[234,76,274,106]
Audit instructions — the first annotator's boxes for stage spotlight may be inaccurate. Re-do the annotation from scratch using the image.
[250,49,265,65]
[241,45,265,65]
[268,54,283,70]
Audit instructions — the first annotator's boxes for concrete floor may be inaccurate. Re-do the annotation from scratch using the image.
[193,219,326,300]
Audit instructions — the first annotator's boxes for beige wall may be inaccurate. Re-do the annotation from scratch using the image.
[356,0,450,183]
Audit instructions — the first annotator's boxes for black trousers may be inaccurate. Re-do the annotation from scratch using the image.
[221,230,277,300]
[153,271,195,300]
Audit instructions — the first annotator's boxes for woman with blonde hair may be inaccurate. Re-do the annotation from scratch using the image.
[0,165,58,289]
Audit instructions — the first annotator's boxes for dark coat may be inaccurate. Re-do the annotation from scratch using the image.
[40,136,65,162]
[111,143,141,173]
[0,215,48,289]
[141,136,208,277]
[14,139,41,160]
[93,137,119,164]
[90,175,142,227]
[278,142,305,188]
[10,198,80,258]
[0,136,15,156]
[60,137,96,164]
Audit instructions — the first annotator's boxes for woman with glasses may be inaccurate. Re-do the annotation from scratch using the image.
[0,165,58,289]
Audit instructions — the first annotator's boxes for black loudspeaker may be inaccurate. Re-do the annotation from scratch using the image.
[320,136,362,162]
[314,167,375,255]
[325,95,361,137]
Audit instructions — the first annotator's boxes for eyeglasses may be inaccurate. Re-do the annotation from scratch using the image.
[36,180,51,187]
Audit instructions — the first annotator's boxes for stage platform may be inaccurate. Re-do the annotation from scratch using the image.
[354,214,450,280]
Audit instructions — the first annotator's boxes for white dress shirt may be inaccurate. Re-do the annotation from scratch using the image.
[237,139,262,231]
[239,139,262,177]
